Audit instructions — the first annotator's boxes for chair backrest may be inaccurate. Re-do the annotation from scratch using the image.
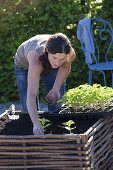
[77,18,113,65]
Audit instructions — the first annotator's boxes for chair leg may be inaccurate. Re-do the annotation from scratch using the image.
[88,69,92,85]
[111,71,113,88]
[100,71,106,86]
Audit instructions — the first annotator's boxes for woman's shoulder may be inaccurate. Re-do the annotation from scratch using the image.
[61,48,76,67]
[69,47,76,61]
[66,47,76,62]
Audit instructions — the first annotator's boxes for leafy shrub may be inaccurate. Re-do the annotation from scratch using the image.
[60,84,113,112]
[0,0,103,103]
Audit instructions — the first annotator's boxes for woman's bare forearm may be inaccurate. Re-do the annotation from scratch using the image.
[53,65,71,90]
[53,48,76,90]
[27,94,39,125]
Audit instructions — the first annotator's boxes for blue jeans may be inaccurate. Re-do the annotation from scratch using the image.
[14,64,66,112]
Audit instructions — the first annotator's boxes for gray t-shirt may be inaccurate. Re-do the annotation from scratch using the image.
[14,34,51,69]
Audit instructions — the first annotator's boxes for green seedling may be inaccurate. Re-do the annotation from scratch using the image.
[59,84,113,112]
[62,120,76,134]
[39,118,51,132]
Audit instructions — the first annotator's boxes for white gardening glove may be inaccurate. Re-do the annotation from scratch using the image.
[46,89,60,105]
[33,121,44,135]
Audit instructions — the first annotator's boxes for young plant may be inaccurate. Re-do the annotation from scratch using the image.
[59,84,113,112]
[62,120,76,134]
[39,118,51,132]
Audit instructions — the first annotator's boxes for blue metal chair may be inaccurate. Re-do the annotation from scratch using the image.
[77,18,113,87]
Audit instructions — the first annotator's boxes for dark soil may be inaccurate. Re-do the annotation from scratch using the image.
[0,113,99,135]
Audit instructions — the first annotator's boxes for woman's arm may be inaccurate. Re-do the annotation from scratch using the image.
[27,50,43,134]
[46,48,76,104]
[53,47,76,90]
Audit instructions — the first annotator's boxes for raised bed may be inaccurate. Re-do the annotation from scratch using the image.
[0,110,112,170]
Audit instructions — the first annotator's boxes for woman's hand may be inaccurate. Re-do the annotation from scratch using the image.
[46,89,60,105]
[33,121,44,135]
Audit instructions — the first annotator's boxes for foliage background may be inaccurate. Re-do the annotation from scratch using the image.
[0,0,113,103]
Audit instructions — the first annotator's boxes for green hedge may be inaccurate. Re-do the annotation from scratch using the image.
[0,0,112,102]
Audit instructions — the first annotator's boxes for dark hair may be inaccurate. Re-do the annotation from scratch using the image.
[46,33,71,54]
[39,51,52,74]
[39,33,71,74]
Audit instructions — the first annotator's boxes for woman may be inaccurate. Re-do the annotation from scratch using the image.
[14,33,76,135]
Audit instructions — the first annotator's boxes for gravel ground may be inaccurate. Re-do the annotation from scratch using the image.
[0,101,48,114]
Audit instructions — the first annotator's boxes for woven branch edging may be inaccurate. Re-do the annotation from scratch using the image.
[0,111,113,169]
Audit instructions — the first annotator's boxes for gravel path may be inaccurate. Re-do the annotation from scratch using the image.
[0,101,48,114]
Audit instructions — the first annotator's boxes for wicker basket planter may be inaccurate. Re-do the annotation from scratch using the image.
[0,110,112,170]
